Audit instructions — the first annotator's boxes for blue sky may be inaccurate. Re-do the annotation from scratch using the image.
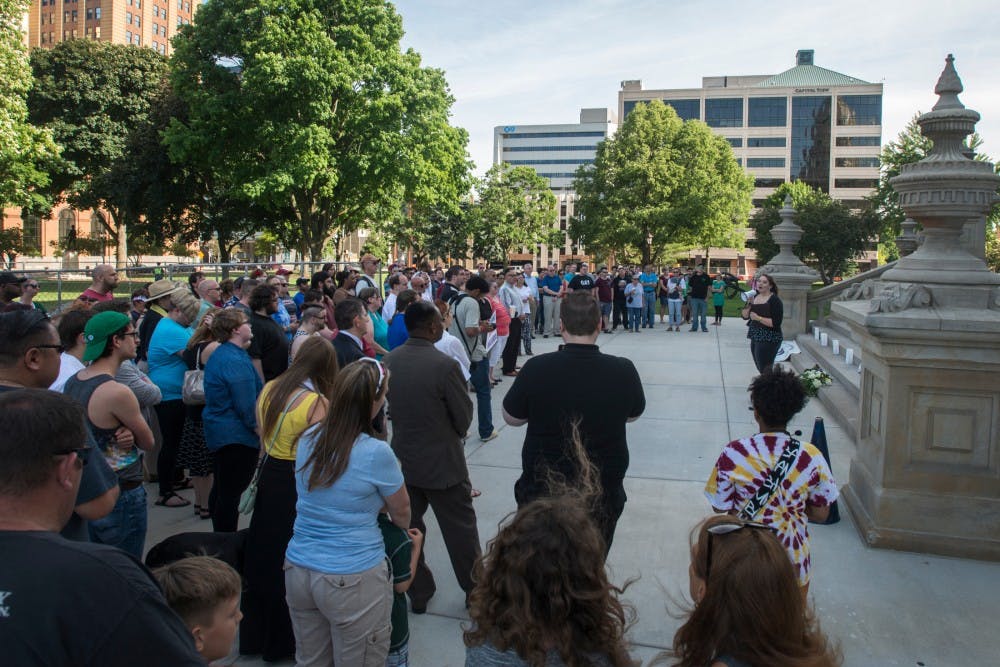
[393,0,1000,176]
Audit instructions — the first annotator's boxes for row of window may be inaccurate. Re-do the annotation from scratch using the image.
[752,177,879,190]
[85,7,102,19]
[624,95,882,129]
[503,145,595,152]
[126,12,141,27]
[151,40,167,54]
[729,137,787,148]
[835,157,880,168]
[538,173,581,179]
[127,0,142,7]
[125,29,140,45]
[506,159,594,166]
[835,135,881,146]
[502,132,606,139]
[746,158,785,168]
[177,0,190,11]
[754,178,786,188]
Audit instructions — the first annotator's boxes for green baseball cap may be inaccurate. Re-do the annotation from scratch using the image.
[82,311,130,362]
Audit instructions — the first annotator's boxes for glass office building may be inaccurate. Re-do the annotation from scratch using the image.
[619,50,883,206]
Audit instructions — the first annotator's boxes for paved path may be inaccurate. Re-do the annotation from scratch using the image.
[144,319,1000,666]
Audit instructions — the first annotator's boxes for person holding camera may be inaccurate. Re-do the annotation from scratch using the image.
[740,273,783,372]
[624,276,644,333]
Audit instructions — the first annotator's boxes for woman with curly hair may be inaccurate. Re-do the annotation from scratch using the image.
[667,514,840,667]
[464,428,634,667]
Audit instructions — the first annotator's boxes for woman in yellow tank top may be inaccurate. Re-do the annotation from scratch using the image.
[241,336,339,661]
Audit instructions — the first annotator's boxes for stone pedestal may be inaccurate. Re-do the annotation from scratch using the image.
[835,55,1000,561]
[833,300,1000,560]
[760,196,820,339]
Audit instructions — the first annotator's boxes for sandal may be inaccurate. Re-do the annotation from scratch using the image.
[173,477,194,491]
[198,507,212,520]
[154,492,191,508]
[470,488,482,499]
[193,503,202,516]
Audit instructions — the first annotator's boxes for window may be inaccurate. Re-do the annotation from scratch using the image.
[726,137,742,147]
[755,178,786,188]
[22,215,42,254]
[134,17,140,27]
[836,135,880,147]
[135,0,140,7]
[502,131,605,139]
[791,96,832,192]
[504,145,595,152]
[94,25,100,37]
[835,157,880,168]
[126,11,132,22]
[126,29,132,41]
[505,159,593,166]
[748,97,787,127]
[834,178,878,189]
[64,10,69,21]
[71,9,77,19]
[71,28,77,37]
[95,7,100,19]
[86,8,92,19]
[837,95,882,126]
[664,99,700,121]
[747,137,786,148]
[133,33,140,45]
[58,209,76,242]
[736,158,742,166]
[746,158,785,168]
[705,98,743,128]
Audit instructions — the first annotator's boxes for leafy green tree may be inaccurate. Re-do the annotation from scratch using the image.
[0,0,61,212]
[0,227,25,268]
[374,202,474,265]
[571,100,752,265]
[166,0,471,261]
[749,182,881,284]
[468,164,558,265]
[27,39,168,267]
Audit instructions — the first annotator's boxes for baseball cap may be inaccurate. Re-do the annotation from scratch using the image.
[82,311,130,362]
[0,271,27,285]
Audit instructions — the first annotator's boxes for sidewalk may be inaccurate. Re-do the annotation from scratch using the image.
[145,318,1000,666]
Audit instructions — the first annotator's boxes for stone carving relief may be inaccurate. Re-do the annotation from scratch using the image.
[839,279,878,301]
[869,283,932,313]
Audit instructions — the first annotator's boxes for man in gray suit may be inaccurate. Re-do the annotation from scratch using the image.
[384,300,478,614]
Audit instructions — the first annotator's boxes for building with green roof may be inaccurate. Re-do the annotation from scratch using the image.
[618,50,883,209]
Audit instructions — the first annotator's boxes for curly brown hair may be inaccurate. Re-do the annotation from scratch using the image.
[666,515,840,667]
[463,424,635,667]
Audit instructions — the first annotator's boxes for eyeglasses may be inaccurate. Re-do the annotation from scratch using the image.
[355,357,386,393]
[33,343,67,354]
[24,283,39,288]
[704,520,774,581]
[54,446,92,466]
[118,330,139,338]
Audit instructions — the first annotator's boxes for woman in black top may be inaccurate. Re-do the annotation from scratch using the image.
[741,273,783,372]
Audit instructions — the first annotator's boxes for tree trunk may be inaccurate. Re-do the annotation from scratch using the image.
[116,221,128,271]
[218,242,233,279]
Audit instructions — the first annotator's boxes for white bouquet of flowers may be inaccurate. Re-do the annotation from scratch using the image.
[799,365,833,397]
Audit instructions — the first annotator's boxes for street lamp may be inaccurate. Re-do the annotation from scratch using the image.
[646,231,653,264]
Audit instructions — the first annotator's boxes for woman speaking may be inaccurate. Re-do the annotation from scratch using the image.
[741,273,783,372]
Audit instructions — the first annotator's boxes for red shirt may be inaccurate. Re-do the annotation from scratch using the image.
[79,288,113,302]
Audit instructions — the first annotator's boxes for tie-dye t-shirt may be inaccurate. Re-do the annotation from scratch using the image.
[704,432,838,585]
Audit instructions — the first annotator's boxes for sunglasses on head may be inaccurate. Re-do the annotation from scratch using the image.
[355,357,386,394]
[704,520,775,581]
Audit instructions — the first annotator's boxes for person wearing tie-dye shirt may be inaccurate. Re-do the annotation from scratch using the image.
[704,366,838,592]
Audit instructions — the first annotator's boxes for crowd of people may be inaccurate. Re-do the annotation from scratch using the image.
[0,257,833,666]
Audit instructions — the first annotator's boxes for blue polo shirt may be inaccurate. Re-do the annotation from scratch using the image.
[539,274,562,296]
[639,272,658,293]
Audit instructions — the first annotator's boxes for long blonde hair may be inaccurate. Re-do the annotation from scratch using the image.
[300,359,387,491]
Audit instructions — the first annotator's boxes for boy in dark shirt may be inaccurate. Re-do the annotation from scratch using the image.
[379,512,423,667]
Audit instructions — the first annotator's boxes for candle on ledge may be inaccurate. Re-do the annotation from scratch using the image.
[814,328,821,341]
[832,340,840,355]
[820,332,829,347]
[845,348,854,365]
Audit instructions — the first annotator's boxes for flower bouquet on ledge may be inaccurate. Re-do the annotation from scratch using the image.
[799,365,833,397]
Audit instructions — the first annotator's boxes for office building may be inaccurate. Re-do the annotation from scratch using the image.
[619,50,883,207]
[492,108,617,266]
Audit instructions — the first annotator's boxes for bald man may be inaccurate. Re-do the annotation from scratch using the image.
[79,264,119,303]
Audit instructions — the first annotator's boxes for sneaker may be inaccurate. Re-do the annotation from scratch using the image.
[480,430,500,443]
[543,334,549,338]
[702,329,709,332]
[689,328,698,332]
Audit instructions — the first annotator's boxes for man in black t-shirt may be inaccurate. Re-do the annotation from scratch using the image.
[247,284,289,381]
[0,389,203,666]
[567,270,597,295]
[687,265,712,332]
[502,292,645,554]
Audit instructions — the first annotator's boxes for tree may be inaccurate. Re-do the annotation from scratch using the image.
[166,0,471,261]
[467,164,558,265]
[374,202,474,265]
[27,40,169,267]
[571,100,753,265]
[0,0,61,212]
[749,182,881,284]
[0,227,25,268]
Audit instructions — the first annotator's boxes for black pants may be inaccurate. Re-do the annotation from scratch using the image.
[210,444,259,532]
[406,480,482,608]
[612,299,627,328]
[241,458,297,660]
[155,399,187,498]
[751,339,782,372]
[502,317,522,373]
[714,305,724,321]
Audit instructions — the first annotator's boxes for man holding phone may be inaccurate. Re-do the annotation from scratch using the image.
[448,276,499,443]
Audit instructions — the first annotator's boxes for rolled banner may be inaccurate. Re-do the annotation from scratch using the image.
[832,340,840,355]
[810,416,840,524]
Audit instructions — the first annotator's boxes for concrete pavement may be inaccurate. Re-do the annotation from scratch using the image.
[144,318,1000,666]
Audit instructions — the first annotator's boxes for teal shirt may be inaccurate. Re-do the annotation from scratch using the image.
[371,310,389,360]
[712,279,726,307]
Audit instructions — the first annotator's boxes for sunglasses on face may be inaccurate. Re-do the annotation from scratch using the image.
[704,520,774,581]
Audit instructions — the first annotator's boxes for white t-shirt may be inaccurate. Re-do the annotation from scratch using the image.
[434,331,471,381]
[50,353,86,393]
[517,285,532,315]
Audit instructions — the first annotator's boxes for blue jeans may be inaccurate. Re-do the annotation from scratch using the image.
[469,359,494,438]
[89,483,147,559]
[668,299,683,327]
[689,298,708,330]
[628,307,642,331]
[643,293,655,327]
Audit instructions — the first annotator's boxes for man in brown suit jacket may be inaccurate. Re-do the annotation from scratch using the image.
[384,300,478,614]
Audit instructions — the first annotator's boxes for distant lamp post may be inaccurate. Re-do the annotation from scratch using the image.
[646,231,653,264]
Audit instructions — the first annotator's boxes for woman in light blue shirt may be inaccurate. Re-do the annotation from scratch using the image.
[285,358,411,666]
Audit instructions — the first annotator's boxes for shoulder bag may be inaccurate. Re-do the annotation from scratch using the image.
[181,345,206,406]
[239,388,309,515]
[737,436,801,521]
